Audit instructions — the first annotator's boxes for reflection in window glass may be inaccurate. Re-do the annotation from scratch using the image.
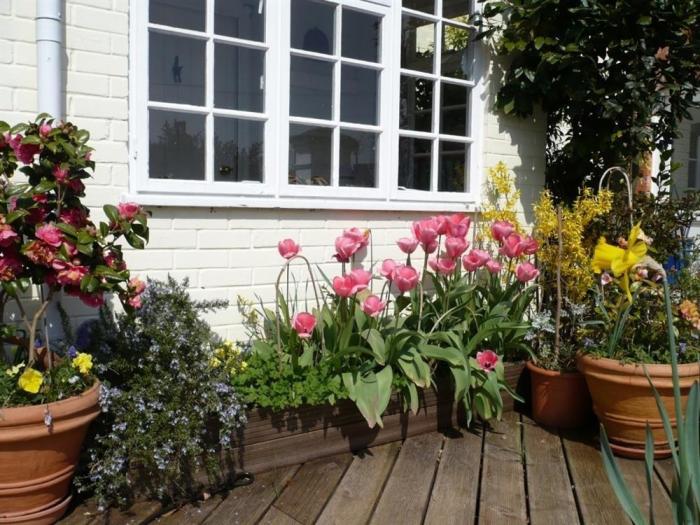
[401,15,435,73]
[400,76,433,132]
[149,109,205,180]
[402,0,434,14]
[398,137,431,191]
[215,0,265,41]
[150,0,205,31]
[215,44,265,112]
[442,0,471,19]
[340,130,377,188]
[442,24,472,79]
[214,118,264,182]
[149,32,206,106]
[439,141,467,192]
[290,57,334,120]
[291,0,335,54]
[342,9,380,63]
[289,124,332,186]
[440,83,469,136]
[341,65,378,125]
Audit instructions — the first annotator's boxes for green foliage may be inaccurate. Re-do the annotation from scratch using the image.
[479,0,700,200]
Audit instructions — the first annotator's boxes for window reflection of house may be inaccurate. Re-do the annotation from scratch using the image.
[150,116,205,180]
[289,127,331,186]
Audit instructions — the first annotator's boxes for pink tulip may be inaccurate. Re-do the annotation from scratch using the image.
[117,202,141,221]
[380,259,397,280]
[397,237,419,254]
[429,257,457,276]
[485,259,502,274]
[499,233,524,258]
[476,349,499,372]
[349,268,372,294]
[36,224,64,247]
[277,238,300,259]
[462,249,490,272]
[334,235,361,263]
[0,224,18,247]
[424,239,438,254]
[332,275,355,298]
[362,295,386,317]
[412,218,439,248]
[433,215,449,235]
[515,262,540,282]
[445,236,469,259]
[447,213,471,238]
[293,312,316,340]
[491,221,515,242]
[343,227,370,248]
[392,264,420,293]
[519,235,539,255]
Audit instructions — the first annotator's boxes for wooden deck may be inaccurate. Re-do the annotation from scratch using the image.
[60,412,676,525]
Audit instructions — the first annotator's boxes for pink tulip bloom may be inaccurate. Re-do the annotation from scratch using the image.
[332,275,355,297]
[278,238,300,259]
[491,220,515,242]
[462,249,490,271]
[334,235,361,263]
[343,227,370,248]
[412,218,439,248]
[362,295,386,317]
[380,259,397,280]
[447,213,471,238]
[515,262,540,282]
[476,349,499,372]
[53,165,70,184]
[445,236,469,259]
[349,268,372,294]
[0,224,18,247]
[424,239,438,254]
[36,224,64,248]
[429,257,457,276]
[519,235,539,255]
[433,215,449,235]
[485,259,502,274]
[499,233,524,259]
[117,202,141,221]
[397,237,419,254]
[293,312,316,340]
[392,264,420,293]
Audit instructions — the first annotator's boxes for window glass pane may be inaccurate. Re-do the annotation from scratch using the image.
[341,65,378,125]
[150,0,205,31]
[400,76,433,132]
[442,0,471,19]
[215,0,264,41]
[402,0,434,15]
[289,124,332,186]
[439,141,467,192]
[398,137,431,191]
[401,16,434,73]
[290,57,333,120]
[442,24,472,79]
[215,44,265,112]
[340,130,377,188]
[291,0,335,54]
[440,83,469,136]
[149,109,205,180]
[149,32,205,106]
[342,9,380,63]
[214,117,264,182]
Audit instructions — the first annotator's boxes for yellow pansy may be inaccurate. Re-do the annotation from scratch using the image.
[72,353,93,375]
[592,223,648,302]
[18,368,43,394]
[5,363,23,377]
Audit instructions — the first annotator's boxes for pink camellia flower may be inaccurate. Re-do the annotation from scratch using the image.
[0,253,22,281]
[333,235,361,263]
[52,260,89,286]
[62,241,78,258]
[127,295,142,309]
[104,250,126,271]
[447,213,471,238]
[292,312,316,340]
[117,202,141,221]
[8,134,40,164]
[601,272,613,286]
[433,215,449,236]
[128,277,147,295]
[499,233,524,259]
[445,236,469,259]
[0,223,18,247]
[332,275,355,298]
[462,249,490,272]
[68,178,85,194]
[429,257,457,276]
[397,237,419,254]
[380,259,397,280]
[52,165,70,184]
[67,288,105,308]
[476,349,499,372]
[39,123,52,138]
[515,262,540,282]
[36,224,64,248]
[485,259,502,274]
[519,235,539,255]
[349,268,372,294]
[412,218,439,248]
[22,240,55,266]
[362,295,386,318]
[277,238,300,259]
[392,264,420,293]
[491,220,515,243]
[343,227,370,248]
[59,207,88,228]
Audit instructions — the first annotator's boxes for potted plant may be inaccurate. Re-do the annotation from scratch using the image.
[524,188,612,428]
[0,116,148,522]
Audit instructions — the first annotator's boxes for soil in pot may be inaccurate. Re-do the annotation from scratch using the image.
[577,354,700,459]
[526,361,592,429]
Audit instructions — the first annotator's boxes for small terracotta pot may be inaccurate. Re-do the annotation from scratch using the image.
[577,354,700,459]
[526,361,592,429]
[0,381,100,519]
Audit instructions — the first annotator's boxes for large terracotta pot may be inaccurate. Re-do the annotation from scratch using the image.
[0,381,100,521]
[526,361,592,429]
[577,354,700,459]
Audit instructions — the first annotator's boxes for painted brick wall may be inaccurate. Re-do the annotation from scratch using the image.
[0,0,545,340]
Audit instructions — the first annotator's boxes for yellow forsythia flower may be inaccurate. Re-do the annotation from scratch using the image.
[479,162,524,241]
[18,368,43,394]
[72,353,93,375]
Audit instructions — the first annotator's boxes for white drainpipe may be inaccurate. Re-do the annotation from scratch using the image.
[36,0,65,119]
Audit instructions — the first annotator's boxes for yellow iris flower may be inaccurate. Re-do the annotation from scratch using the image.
[18,368,43,394]
[592,223,648,302]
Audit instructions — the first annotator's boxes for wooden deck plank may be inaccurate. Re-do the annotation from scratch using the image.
[522,418,579,525]
[423,430,483,525]
[154,495,226,525]
[617,457,674,523]
[478,412,527,524]
[269,453,353,525]
[259,506,302,525]
[201,466,299,525]
[58,502,101,525]
[105,501,163,525]
[655,458,676,494]
[561,429,628,523]
[316,442,401,525]
[369,432,444,525]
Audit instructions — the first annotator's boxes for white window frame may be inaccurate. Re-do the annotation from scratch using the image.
[128,0,486,211]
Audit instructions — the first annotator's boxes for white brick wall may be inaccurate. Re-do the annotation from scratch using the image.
[0,0,546,340]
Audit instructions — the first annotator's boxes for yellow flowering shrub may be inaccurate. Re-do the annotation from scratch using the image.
[211,340,248,376]
[479,162,525,240]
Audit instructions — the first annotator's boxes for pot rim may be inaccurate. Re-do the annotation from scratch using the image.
[526,360,581,378]
[577,352,700,378]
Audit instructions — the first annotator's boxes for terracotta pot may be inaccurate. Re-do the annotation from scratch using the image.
[0,496,71,525]
[577,354,700,459]
[0,381,100,520]
[526,361,592,429]
[501,361,527,411]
